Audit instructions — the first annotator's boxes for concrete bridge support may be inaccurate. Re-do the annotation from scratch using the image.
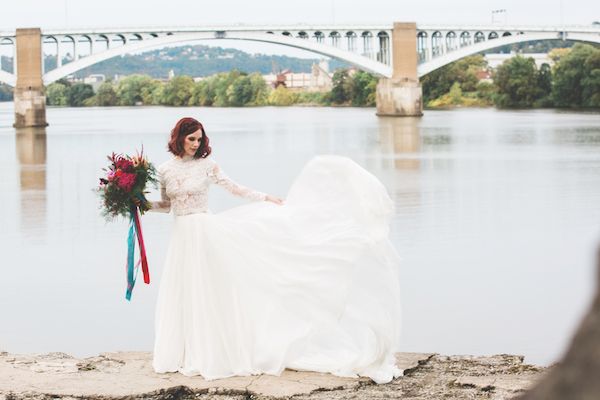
[13,28,48,128]
[376,22,423,117]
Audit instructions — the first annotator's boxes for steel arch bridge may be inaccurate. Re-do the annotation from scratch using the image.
[1,24,599,87]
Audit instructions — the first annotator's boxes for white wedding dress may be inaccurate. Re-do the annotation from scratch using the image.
[150,154,402,384]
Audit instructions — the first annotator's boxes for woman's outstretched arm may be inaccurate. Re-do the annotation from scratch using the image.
[206,160,283,204]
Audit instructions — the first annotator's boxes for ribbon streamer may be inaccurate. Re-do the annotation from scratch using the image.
[125,206,151,300]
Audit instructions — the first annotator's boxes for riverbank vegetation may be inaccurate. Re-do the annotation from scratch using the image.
[423,43,600,109]
[44,69,379,108]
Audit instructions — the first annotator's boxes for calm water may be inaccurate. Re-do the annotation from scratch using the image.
[1,102,599,366]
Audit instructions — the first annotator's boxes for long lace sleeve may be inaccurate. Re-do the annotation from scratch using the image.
[206,161,267,202]
[149,170,171,213]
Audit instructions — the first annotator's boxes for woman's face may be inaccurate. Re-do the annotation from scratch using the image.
[183,128,203,157]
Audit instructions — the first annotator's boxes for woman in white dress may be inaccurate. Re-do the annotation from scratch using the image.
[150,117,403,384]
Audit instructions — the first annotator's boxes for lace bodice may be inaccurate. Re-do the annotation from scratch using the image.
[151,156,267,216]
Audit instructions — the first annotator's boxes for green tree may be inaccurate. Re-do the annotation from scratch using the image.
[190,79,215,106]
[448,82,463,105]
[94,81,118,106]
[581,50,600,108]
[295,91,328,105]
[160,75,194,106]
[552,44,600,108]
[227,75,254,106]
[46,82,68,106]
[537,64,552,96]
[493,56,539,108]
[116,75,157,106]
[548,48,571,63]
[475,81,497,104]
[144,83,163,105]
[349,70,378,106]
[141,80,162,105]
[248,73,269,106]
[213,70,243,106]
[268,86,296,106]
[422,55,487,103]
[223,73,269,106]
[330,69,352,104]
[67,83,95,107]
[534,63,553,107]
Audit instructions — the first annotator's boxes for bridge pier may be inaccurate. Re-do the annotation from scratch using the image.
[13,28,48,128]
[376,22,423,117]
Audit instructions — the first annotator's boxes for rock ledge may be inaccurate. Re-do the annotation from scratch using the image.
[0,351,545,399]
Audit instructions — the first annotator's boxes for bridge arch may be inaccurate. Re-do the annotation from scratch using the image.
[417,32,600,77]
[112,34,127,47]
[42,31,393,84]
[329,31,341,47]
[81,35,93,51]
[459,31,471,47]
[446,31,457,51]
[97,34,109,51]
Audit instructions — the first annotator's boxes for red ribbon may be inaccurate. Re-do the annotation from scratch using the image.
[133,208,150,284]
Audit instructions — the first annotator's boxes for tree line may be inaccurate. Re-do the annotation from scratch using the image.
[44,69,379,108]
[423,43,600,109]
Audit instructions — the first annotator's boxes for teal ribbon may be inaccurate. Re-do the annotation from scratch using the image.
[125,209,138,301]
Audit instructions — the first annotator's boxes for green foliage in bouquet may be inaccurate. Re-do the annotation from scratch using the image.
[98,150,158,220]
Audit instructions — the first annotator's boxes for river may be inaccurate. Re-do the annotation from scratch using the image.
[1,102,599,366]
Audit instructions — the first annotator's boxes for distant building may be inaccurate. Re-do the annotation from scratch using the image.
[263,60,333,92]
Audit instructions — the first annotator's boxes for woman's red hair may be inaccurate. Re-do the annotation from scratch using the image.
[168,117,212,159]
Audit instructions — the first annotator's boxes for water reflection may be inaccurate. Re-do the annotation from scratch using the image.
[377,117,420,170]
[421,133,452,146]
[15,127,47,239]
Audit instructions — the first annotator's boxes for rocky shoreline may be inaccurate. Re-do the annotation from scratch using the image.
[0,351,546,400]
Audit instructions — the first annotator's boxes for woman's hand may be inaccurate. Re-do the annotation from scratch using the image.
[265,194,285,205]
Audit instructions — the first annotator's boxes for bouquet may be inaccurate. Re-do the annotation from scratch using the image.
[98,150,157,300]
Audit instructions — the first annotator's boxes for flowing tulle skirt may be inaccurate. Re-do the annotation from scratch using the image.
[152,155,402,383]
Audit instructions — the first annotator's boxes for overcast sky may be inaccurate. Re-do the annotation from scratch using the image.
[1,0,598,57]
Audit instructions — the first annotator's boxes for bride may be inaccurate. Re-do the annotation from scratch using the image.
[149,117,402,384]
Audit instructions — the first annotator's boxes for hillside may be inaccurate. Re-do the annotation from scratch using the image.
[36,45,349,79]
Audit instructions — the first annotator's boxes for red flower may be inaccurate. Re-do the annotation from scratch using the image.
[117,172,137,192]
[115,157,134,172]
